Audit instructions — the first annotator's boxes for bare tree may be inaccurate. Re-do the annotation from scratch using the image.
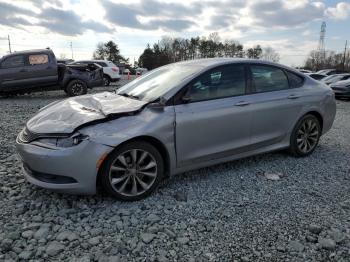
[304,50,350,71]
[262,47,280,62]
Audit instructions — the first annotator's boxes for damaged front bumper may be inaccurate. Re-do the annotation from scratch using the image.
[16,137,113,195]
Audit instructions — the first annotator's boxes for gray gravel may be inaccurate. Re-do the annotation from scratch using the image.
[0,85,350,261]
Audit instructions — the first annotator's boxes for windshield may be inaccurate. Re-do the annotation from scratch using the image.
[117,64,202,102]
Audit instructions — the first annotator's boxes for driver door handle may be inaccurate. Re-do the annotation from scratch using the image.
[287,94,300,99]
[235,101,250,107]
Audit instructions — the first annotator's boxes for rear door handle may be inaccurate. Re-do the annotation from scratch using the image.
[287,94,300,99]
[235,101,250,106]
[19,69,27,72]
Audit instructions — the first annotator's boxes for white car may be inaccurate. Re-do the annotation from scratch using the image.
[72,60,121,86]
[135,67,148,75]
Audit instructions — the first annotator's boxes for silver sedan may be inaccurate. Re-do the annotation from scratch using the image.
[16,58,336,201]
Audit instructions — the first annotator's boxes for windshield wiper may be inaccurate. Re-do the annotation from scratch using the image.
[118,93,140,100]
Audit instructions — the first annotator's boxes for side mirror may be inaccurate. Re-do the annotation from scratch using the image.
[182,95,191,103]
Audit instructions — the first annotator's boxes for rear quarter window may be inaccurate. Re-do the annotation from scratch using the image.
[286,71,304,88]
[107,61,117,67]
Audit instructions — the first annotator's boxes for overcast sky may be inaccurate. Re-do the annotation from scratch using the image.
[0,0,349,66]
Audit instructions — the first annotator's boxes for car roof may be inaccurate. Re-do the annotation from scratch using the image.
[318,69,335,71]
[333,73,350,76]
[76,60,111,63]
[306,73,326,76]
[171,58,301,74]
[2,49,53,58]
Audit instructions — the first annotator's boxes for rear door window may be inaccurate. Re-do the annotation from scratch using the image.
[107,61,117,67]
[28,54,49,65]
[250,65,289,93]
[1,55,25,68]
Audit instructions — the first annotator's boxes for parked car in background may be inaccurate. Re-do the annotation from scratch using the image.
[123,69,130,74]
[322,73,350,85]
[16,58,336,200]
[330,80,350,99]
[298,69,313,74]
[316,69,348,76]
[57,59,74,64]
[306,73,327,81]
[0,49,103,97]
[71,60,120,86]
[135,67,148,75]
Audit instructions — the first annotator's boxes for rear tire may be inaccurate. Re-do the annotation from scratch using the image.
[65,80,87,97]
[100,141,164,201]
[103,75,111,86]
[289,114,321,157]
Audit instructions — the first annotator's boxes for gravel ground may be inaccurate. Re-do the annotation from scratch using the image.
[0,84,350,261]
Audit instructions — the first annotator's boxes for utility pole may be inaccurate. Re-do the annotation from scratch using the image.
[70,41,73,59]
[8,35,12,53]
[343,40,347,71]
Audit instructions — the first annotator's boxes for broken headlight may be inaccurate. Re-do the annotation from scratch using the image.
[35,134,89,148]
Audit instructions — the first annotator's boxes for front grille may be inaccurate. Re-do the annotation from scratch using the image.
[23,164,77,184]
[18,128,41,143]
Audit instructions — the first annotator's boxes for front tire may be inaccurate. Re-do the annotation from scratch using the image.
[100,141,164,201]
[65,80,87,97]
[289,114,321,157]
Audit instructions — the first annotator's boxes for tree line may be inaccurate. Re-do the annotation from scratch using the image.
[304,49,350,71]
[91,37,349,73]
[138,32,280,70]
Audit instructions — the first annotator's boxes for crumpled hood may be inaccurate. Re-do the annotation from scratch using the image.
[26,92,148,134]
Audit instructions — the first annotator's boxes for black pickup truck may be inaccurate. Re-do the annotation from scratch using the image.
[0,49,103,97]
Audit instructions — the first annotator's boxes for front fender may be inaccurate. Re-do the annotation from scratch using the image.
[79,106,177,172]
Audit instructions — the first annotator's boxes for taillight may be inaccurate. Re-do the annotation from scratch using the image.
[111,67,119,72]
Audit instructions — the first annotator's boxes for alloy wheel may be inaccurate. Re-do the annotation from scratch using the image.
[72,83,83,95]
[296,118,320,154]
[108,149,158,197]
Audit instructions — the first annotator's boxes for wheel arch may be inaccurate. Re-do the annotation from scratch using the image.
[103,73,111,79]
[305,110,323,132]
[96,135,171,188]
[63,78,86,90]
